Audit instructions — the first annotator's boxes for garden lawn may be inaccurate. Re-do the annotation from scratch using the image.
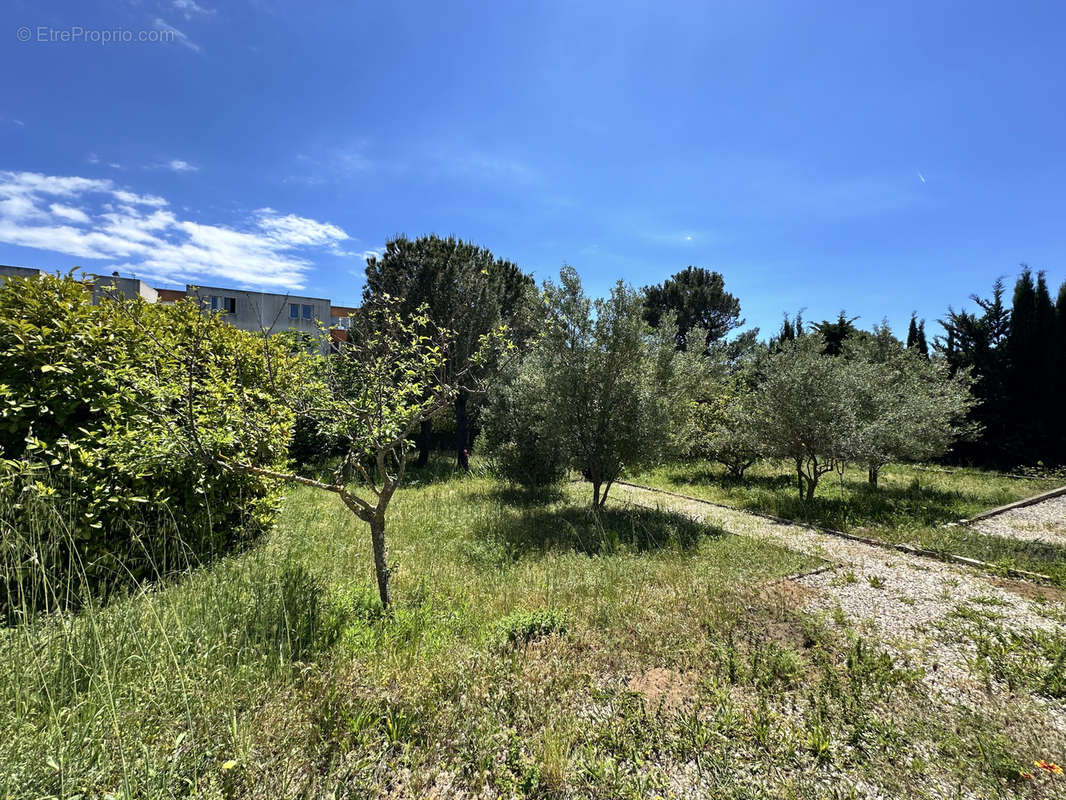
[625,459,1066,583]
[3,464,1064,798]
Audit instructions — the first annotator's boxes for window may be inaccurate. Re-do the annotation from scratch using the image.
[302,304,313,320]
[210,296,236,313]
[289,303,299,319]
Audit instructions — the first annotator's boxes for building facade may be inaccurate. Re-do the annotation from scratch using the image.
[0,264,357,337]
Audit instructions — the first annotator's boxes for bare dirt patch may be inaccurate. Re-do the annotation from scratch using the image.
[991,577,1065,604]
[627,667,695,714]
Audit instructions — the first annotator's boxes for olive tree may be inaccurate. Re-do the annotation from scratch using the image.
[535,266,702,508]
[479,351,568,489]
[705,393,765,479]
[844,334,975,487]
[749,335,862,501]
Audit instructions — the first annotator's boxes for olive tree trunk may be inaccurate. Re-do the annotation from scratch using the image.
[868,465,880,488]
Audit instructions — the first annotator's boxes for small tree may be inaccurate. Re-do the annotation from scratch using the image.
[536,266,701,508]
[139,296,508,608]
[362,235,536,469]
[480,353,567,490]
[845,334,975,487]
[750,335,860,501]
[705,393,764,479]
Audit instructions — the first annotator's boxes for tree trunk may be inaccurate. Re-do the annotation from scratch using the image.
[455,390,470,471]
[415,419,432,468]
[600,478,614,508]
[369,515,391,609]
[805,474,817,502]
[795,458,805,501]
[868,465,879,488]
[591,480,602,509]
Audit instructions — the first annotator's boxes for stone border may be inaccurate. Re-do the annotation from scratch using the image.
[956,484,1066,525]
[613,479,1054,584]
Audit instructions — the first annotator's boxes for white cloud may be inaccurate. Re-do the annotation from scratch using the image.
[49,204,91,224]
[255,209,349,247]
[173,0,215,18]
[112,189,169,207]
[165,159,199,172]
[0,170,351,290]
[154,18,201,52]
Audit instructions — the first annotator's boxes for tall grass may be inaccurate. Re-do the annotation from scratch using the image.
[3,462,1060,798]
[0,487,341,798]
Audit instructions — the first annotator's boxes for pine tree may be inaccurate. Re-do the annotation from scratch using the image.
[642,266,742,351]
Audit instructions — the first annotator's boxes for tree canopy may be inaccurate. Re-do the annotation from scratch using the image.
[642,266,742,351]
[362,234,536,468]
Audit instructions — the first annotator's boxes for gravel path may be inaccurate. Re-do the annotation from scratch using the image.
[609,482,1066,736]
[970,493,1066,546]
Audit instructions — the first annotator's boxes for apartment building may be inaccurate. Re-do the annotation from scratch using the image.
[0,265,357,337]
[0,265,44,280]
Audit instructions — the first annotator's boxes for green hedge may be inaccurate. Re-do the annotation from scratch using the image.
[0,274,298,617]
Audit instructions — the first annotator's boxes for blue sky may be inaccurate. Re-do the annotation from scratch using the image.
[3,0,1065,337]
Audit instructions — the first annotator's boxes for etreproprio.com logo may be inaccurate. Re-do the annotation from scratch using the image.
[16,25,177,44]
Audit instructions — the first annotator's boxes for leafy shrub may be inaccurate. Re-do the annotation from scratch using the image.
[288,411,344,467]
[480,356,567,489]
[0,274,299,616]
[495,607,569,648]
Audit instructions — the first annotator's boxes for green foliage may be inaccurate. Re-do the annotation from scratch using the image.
[939,269,1066,466]
[526,266,704,507]
[0,274,294,614]
[749,334,860,500]
[362,235,537,465]
[495,607,570,648]
[642,266,742,351]
[844,327,975,482]
[749,329,974,499]
[479,355,567,488]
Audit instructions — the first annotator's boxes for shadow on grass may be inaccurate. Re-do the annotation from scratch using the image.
[400,453,470,487]
[658,467,988,530]
[473,504,726,560]
[478,485,570,508]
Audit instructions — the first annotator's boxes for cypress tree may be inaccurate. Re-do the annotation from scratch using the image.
[1007,268,1039,463]
[906,314,920,350]
[1056,281,1066,462]
[1033,273,1057,459]
[916,320,929,357]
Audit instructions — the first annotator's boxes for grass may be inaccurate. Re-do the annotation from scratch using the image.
[626,459,1066,583]
[2,460,1064,798]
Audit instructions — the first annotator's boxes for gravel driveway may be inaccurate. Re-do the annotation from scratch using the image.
[970,493,1066,546]
[609,481,1066,740]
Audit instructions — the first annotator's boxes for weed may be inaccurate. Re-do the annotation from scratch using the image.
[495,607,570,648]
